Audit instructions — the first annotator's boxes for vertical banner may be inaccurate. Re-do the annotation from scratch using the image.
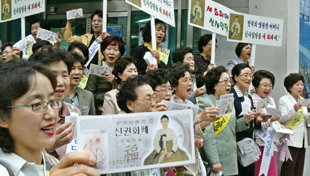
[227,12,284,47]
[300,0,310,98]
[188,0,234,36]
[125,0,175,27]
[0,0,45,22]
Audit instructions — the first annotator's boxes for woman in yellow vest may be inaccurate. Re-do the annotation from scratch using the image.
[279,73,309,176]
[62,10,108,66]
[198,66,251,175]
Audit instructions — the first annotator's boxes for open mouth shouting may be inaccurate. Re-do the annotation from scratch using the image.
[41,123,55,135]
[55,88,65,98]
[72,76,81,83]
[187,86,192,95]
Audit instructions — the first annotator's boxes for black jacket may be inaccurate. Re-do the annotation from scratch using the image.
[132,44,170,75]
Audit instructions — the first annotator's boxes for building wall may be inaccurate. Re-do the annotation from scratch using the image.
[249,0,299,101]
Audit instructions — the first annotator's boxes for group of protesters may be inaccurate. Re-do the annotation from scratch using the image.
[0,8,309,176]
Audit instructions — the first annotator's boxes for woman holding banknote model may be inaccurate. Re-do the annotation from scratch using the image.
[63,10,108,66]
[279,73,309,176]
[230,63,262,176]
[85,35,125,114]
[251,70,279,176]
[0,60,99,176]
[132,19,171,75]
[198,66,251,176]
[169,64,219,175]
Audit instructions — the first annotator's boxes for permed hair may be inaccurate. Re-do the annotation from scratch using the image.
[252,70,275,89]
[117,75,149,113]
[112,56,137,84]
[205,66,227,95]
[172,47,193,63]
[284,73,305,93]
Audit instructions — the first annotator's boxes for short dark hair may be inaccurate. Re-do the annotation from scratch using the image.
[231,63,251,83]
[161,114,169,121]
[117,75,149,113]
[68,42,89,63]
[101,35,125,56]
[0,60,56,153]
[198,34,216,53]
[172,47,193,63]
[29,47,74,73]
[29,18,48,30]
[142,19,166,43]
[71,53,85,70]
[91,10,103,20]
[146,69,170,90]
[235,43,252,57]
[205,66,227,95]
[32,40,52,53]
[252,70,275,89]
[1,42,14,51]
[169,64,190,88]
[284,73,305,93]
[112,56,137,84]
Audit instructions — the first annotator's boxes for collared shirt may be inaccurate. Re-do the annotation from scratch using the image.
[234,85,251,117]
[226,58,250,75]
[68,92,79,106]
[251,93,278,146]
[0,149,57,176]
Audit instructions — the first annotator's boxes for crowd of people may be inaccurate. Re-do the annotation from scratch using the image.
[0,9,309,176]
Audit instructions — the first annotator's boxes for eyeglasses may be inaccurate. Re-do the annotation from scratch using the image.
[260,83,273,88]
[6,99,58,113]
[154,88,173,93]
[239,74,253,79]
[207,44,219,48]
[92,19,102,23]
[137,94,156,102]
[218,79,230,84]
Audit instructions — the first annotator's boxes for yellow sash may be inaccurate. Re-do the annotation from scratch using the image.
[144,42,169,65]
[213,114,231,136]
[159,47,170,65]
[78,75,89,89]
[285,108,304,131]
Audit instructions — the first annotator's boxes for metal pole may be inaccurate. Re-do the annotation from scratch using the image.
[150,16,156,51]
[249,44,256,66]
[210,32,216,64]
[21,17,26,38]
[102,0,107,33]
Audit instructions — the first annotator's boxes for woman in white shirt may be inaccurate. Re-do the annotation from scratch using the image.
[279,73,309,176]
[0,60,99,176]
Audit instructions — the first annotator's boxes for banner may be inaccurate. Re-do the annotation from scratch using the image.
[126,0,175,27]
[227,12,284,47]
[188,0,234,36]
[75,110,195,174]
[0,0,45,22]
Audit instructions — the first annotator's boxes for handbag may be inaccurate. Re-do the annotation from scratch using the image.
[237,137,261,167]
[0,161,14,176]
[306,118,310,146]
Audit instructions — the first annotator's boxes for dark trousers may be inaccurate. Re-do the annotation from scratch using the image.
[280,146,305,176]
[237,162,255,176]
